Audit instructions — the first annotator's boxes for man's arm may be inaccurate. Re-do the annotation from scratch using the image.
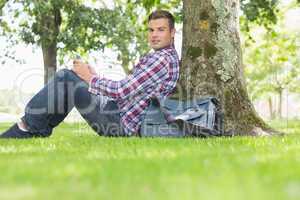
[88,55,169,100]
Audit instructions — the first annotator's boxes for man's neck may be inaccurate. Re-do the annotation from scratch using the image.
[154,44,174,51]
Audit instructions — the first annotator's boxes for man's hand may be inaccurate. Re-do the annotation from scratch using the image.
[72,59,97,83]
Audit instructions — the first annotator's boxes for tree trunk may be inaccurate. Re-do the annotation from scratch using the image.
[39,6,61,84]
[268,96,275,120]
[42,42,57,84]
[121,55,131,75]
[176,0,279,135]
[278,89,283,119]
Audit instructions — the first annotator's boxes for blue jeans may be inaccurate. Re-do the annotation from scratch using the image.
[21,69,126,137]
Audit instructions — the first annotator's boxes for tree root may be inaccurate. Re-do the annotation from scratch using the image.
[250,127,285,137]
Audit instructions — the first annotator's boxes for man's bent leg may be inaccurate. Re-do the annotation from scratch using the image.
[21,69,78,137]
[60,70,126,137]
[1,69,125,138]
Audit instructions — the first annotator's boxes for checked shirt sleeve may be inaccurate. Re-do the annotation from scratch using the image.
[88,54,169,100]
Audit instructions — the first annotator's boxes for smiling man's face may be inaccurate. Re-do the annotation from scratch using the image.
[147,18,175,50]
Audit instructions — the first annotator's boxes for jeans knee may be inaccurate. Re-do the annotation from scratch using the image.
[56,69,72,78]
[56,69,86,90]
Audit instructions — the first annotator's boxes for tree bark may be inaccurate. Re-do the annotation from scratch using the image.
[268,96,275,120]
[175,0,280,135]
[278,89,283,119]
[42,42,57,84]
[39,6,61,84]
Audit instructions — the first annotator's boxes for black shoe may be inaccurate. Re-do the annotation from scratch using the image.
[0,123,35,139]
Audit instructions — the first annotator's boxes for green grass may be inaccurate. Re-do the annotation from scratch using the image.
[0,120,300,200]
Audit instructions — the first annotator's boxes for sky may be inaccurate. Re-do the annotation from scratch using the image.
[0,1,299,94]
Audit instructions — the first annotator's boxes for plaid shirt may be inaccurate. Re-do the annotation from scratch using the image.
[88,45,179,135]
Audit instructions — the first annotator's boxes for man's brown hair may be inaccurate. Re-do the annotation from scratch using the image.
[148,10,175,29]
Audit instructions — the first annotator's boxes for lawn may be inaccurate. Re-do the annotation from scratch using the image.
[0,120,300,200]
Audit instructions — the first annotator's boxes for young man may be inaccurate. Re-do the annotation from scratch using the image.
[0,10,179,138]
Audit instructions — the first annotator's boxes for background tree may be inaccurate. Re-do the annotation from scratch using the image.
[243,2,300,119]
[244,31,299,119]
[0,0,151,83]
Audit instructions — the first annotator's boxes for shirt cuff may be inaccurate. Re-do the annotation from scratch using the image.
[88,75,100,95]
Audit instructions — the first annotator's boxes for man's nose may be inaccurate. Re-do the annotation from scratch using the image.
[151,30,159,37]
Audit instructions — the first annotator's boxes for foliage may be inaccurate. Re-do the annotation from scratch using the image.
[243,4,300,100]
[0,1,147,73]
[243,29,299,100]
[1,1,144,71]
[242,1,300,119]
[0,0,183,73]
[240,0,280,32]
[0,0,292,71]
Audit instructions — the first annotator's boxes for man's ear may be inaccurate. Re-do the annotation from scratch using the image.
[171,28,176,38]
